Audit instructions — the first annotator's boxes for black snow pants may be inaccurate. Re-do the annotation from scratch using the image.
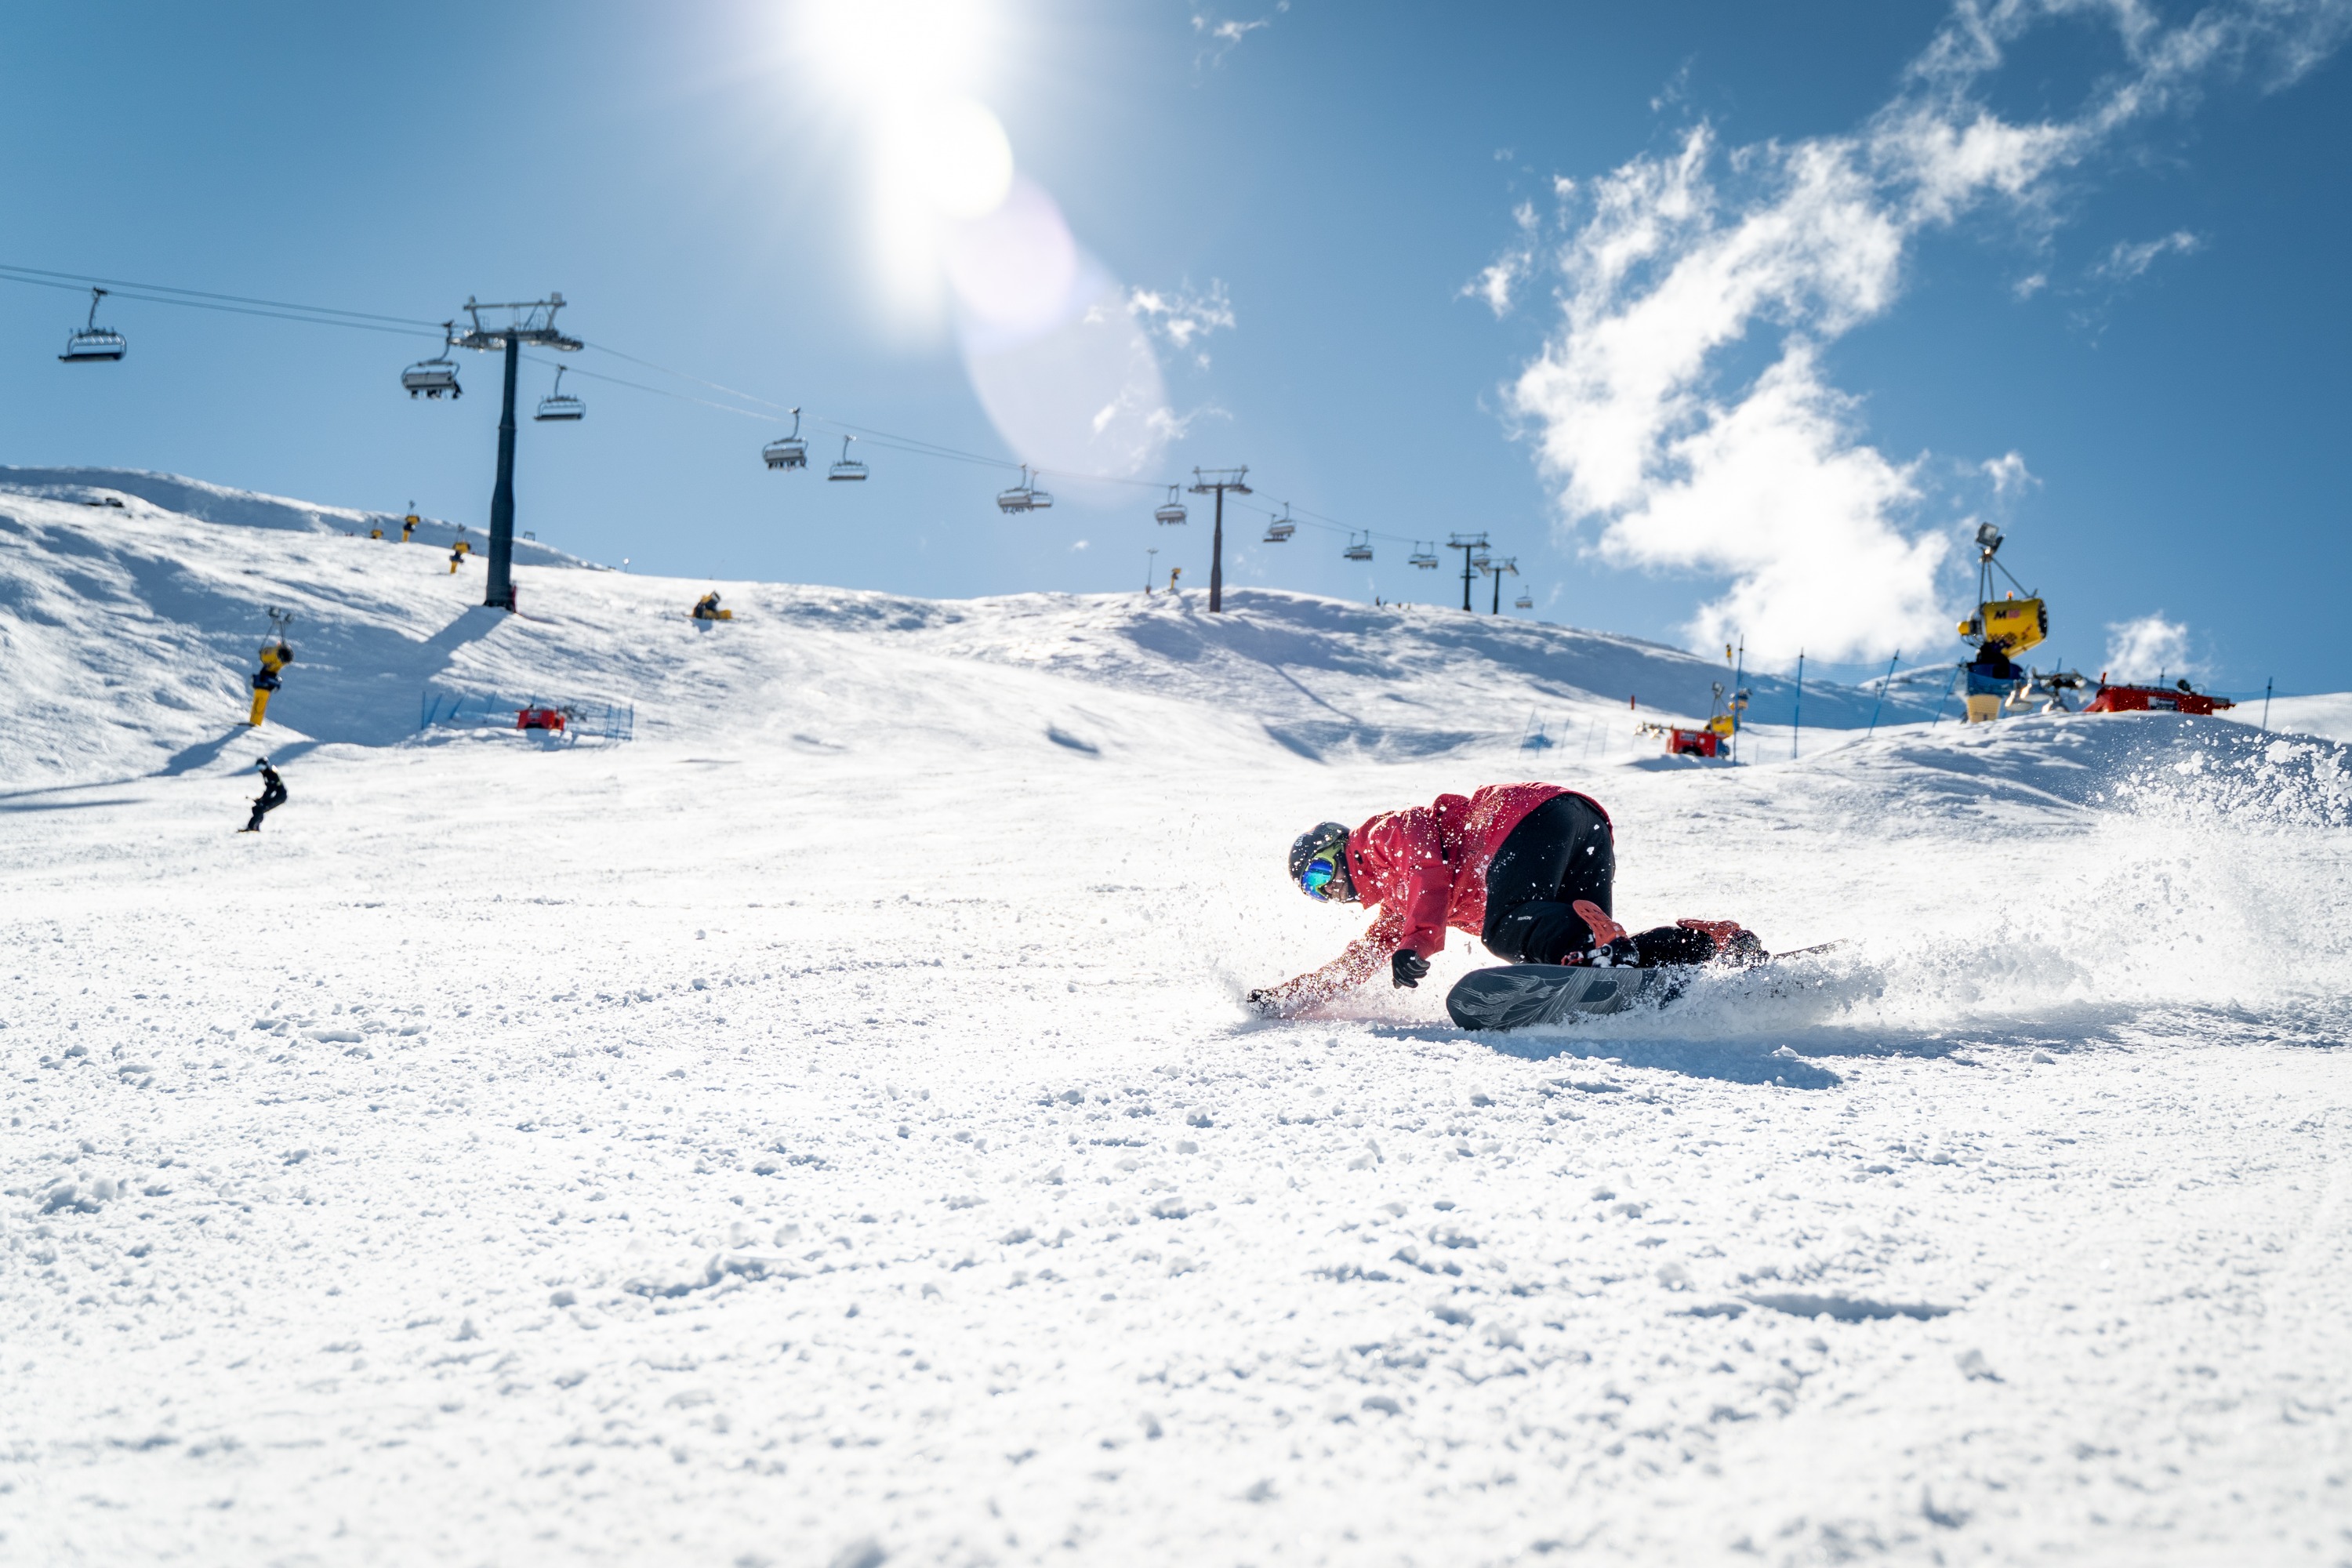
[1480,793,1615,965]
[245,779,287,833]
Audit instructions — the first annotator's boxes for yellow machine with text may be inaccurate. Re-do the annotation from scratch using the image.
[1957,524,2056,724]
[246,610,295,726]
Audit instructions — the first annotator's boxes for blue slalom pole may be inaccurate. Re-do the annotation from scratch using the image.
[1791,652,1804,760]
[1866,649,1898,738]
[1730,641,1744,766]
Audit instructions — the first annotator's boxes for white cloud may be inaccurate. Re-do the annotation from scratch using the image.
[1127,280,1236,360]
[1981,450,2035,495]
[2094,229,2201,281]
[1467,203,1541,317]
[1192,3,1287,66]
[1497,0,2352,665]
[2103,613,2201,684]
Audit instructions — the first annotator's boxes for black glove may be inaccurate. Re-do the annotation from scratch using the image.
[1391,949,1430,989]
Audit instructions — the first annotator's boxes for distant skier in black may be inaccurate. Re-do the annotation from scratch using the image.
[240,758,287,833]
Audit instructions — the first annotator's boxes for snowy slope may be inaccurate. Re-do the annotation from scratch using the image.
[0,463,585,564]
[0,478,1933,793]
[2220,691,2352,744]
[5,478,2352,1567]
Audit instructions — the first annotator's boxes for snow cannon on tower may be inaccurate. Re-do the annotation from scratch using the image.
[1955,523,2073,723]
[246,608,295,727]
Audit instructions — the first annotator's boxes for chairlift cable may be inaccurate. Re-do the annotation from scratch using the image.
[2,253,1461,561]
[0,262,445,336]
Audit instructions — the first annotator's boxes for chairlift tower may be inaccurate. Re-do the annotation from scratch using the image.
[1186,466,1250,613]
[1446,532,1490,612]
[1480,555,1518,614]
[448,294,582,612]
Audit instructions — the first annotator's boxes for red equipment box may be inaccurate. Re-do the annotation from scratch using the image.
[2083,684,2234,717]
[1665,726,1720,757]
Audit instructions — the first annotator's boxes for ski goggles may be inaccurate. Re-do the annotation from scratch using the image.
[1298,851,1345,902]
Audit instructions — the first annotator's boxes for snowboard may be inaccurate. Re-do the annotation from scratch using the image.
[1445,964,1675,1029]
[1445,944,1846,1031]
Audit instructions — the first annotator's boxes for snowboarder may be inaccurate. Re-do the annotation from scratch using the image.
[1247,782,1761,1014]
[239,758,288,833]
[691,591,727,621]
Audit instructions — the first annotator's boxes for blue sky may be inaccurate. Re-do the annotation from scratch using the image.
[2,1,2345,690]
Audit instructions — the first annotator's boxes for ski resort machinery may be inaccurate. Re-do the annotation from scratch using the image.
[2084,679,2235,717]
[1955,521,2058,724]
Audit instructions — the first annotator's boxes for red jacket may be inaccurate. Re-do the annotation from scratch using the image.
[1272,782,1608,1005]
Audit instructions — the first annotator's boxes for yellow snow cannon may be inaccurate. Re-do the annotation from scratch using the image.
[448,539,472,573]
[1957,592,2047,659]
[247,640,293,726]
[401,510,419,542]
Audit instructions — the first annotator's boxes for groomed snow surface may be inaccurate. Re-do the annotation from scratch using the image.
[5,479,2350,1566]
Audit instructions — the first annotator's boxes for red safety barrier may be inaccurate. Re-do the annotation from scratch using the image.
[515,706,568,731]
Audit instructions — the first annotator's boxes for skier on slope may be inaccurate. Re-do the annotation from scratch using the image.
[239,758,288,833]
[1247,782,1762,1014]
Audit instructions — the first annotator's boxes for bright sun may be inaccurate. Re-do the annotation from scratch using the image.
[796,0,996,103]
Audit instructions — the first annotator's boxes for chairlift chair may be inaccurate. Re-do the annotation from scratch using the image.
[1342,532,1374,562]
[533,365,585,422]
[401,323,462,398]
[828,435,868,482]
[59,287,127,363]
[1408,541,1439,569]
[763,408,808,470]
[1261,515,1295,543]
[1154,486,1188,525]
[996,466,1053,514]
[1515,588,1534,610]
[996,468,1035,513]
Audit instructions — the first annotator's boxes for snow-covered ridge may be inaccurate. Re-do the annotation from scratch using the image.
[0,464,589,566]
[0,472,1933,791]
